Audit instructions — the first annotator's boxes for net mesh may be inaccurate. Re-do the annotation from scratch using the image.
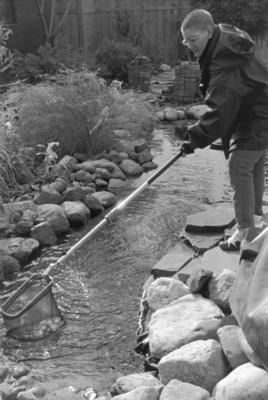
[1,274,65,341]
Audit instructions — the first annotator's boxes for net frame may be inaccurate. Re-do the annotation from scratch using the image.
[1,273,65,341]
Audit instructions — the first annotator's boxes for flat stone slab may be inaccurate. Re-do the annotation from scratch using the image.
[178,247,240,280]
[151,239,195,279]
[185,205,235,233]
[181,232,223,254]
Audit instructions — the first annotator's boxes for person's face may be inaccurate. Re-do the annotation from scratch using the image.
[181,26,213,57]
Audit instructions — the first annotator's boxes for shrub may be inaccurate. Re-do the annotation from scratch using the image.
[0,24,13,73]
[94,39,140,83]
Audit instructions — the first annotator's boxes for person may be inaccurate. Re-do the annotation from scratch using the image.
[178,9,268,251]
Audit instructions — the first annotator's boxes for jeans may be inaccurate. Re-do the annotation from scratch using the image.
[229,150,266,229]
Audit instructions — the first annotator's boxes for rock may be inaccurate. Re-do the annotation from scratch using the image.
[12,156,34,185]
[213,362,268,399]
[160,379,210,400]
[108,178,127,190]
[95,178,108,188]
[12,365,30,379]
[57,155,78,171]
[0,203,10,232]
[120,160,144,176]
[37,204,70,234]
[73,152,87,162]
[148,294,224,358]
[4,200,37,215]
[34,186,63,205]
[7,386,27,400]
[108,150,122,164]
[74,170,94,183]
[118,152,128,161]
[134,139,149,153]
[61,201,90,226]
[185,206,235,233]
[114,372,162,394]
[0,238,39,263]
[181,232,223,254]
[31,222,57,246]
[156,111,166,121]
[165,108,178,122]
[16,219,34,236]
[142,161,158,171]
[21,209,37,223]
[237,328,263,367]
[187,269,213,293]
[0,366,9,383]
[64,183,85,201]
[187,105,211,119]
[95,167,111,181]
[91,191,116,208]
[137,149,153,164]
[159,339,227,392]
[50,386,83,400]
[80,159,117,173]
[217,325,248,369]
[151,240,195,278]
[147,277,190,311]
[176,109,186,119]
[0,252,21,280]
[112,386,160,400]
[81,186,96,196]
[83,194,104,216]
[110,164,126,180]
[208,268,237,312]
[160,64,172,72]
[182,247,240,279]
[49,177,67,193]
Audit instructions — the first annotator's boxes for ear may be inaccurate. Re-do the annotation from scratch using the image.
[207,25,213,39]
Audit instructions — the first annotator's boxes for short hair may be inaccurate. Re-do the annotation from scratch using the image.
[181,9,214,32]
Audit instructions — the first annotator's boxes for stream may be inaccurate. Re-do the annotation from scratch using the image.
[0,127,232,393]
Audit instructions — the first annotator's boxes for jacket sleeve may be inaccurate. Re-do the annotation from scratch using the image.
[186,82,244,149]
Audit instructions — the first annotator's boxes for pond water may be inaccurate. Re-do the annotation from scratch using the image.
[0,128,232,393]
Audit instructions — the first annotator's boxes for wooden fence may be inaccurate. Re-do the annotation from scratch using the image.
[58,0,190,62]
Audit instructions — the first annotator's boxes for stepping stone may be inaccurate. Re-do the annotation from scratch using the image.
[181,232,223,254]
[179,247,240,280]
[185,205,235,233]
[151,239,196,279]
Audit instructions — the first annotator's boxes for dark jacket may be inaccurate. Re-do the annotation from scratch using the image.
[187,23,268,157]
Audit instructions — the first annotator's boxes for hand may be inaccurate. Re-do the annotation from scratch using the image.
[179,140,195,155]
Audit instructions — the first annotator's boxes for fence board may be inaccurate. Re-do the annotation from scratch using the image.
[69,0,191,62]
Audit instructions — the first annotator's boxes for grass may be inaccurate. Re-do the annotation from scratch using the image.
[0,69,156,198]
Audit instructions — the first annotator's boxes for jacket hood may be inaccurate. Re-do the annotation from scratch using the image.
[211,23,255,69]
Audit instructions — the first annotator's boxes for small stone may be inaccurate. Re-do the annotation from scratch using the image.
[95,178,108,188]
[12,365,30,379]
[34,186,63,205]
[165,107,178,121]
[147,277,190,311]
[16,220,34,236]
[74,170,94,183]
[0,366,9,383]
[120,160,143,176]
[134,139,149,153]
[91,191,117,208]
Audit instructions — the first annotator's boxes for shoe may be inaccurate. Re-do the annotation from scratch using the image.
[219,238,240,251]
[219,228,246,252]
[254,214,265,228]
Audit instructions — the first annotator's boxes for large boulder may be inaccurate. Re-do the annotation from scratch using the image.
[216,325,248,369]
[148,294,224,358]
[159,339,227,392]
[112,372,162,394]
[83,194,104,216]
[0,237,39,262]
[0,252,21,281]
[61,201,90,226]
[34,185,63,205]
[31,222,57,246]
[37,204,70,234]
[208,268,237,312]
[112,386,160,400]
[147,277,190,311]
[120,160,144,176]
[213,362,268,399]
[160,379,210,400]
[91,191,116,208]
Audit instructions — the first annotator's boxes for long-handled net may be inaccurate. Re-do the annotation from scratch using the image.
[1,273,65,341]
